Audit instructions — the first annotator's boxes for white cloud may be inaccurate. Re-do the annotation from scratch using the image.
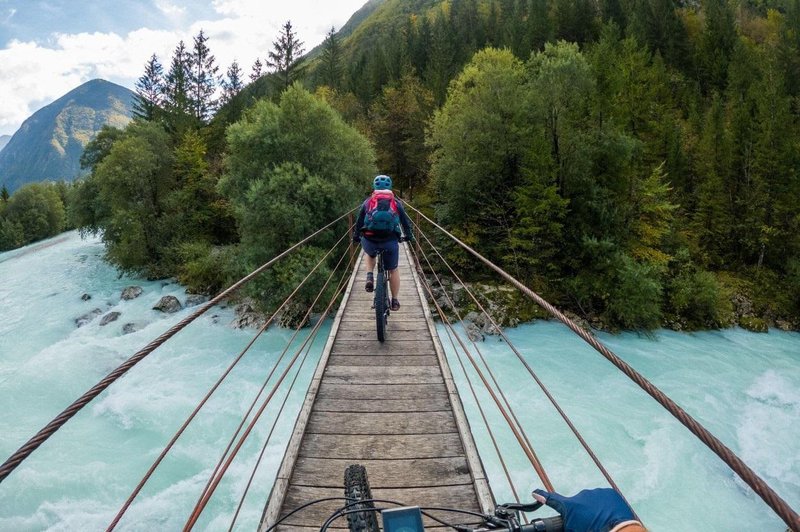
[0,0,368,135]
[154,0,186,17]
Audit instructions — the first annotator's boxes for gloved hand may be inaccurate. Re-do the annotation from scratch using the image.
[352,235,361,244]
[532,488,637,532]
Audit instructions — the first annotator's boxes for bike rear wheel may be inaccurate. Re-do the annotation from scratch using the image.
[375,261,388,343]
[344,464,380,532]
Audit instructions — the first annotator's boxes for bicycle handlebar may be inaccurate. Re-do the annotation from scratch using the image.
[471,515,563,532]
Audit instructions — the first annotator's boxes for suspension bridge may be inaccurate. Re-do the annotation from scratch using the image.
[0,204,797,531]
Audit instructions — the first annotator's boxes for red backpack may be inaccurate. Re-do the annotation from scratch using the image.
[362,191,399,236]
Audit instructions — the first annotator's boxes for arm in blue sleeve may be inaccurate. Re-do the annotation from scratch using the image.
[353,202,366,240]
[397,201,414,240]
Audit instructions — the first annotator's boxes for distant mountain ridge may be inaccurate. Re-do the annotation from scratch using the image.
[0,79,134,193]
[0,135,10,152]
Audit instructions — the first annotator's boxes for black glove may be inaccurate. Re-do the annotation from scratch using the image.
[352,234,361,244]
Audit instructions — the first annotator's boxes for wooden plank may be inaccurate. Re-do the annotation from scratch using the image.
[259,252,363,532]
[291,457,473,488]
[323,365,443,385]
[331,341,436,355]
[341,311,426,320]
[336,329,433,341]
[277,484,481,528]
[327,355,438,367]
[263,243,491,531]
[317,383,447,400]
[404,243,497,514]
[299,432,465,460]
[337,320,430,331]
[314,395,451,413]
[306,411,458,435]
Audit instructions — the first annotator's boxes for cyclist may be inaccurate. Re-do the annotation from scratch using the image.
[532,488,646,532]
[353,175,414,311]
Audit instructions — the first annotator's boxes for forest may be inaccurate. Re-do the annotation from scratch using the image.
[3,0,799,332]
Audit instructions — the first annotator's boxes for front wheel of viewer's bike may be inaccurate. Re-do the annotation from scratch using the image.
[344,464,380,532]
[375,268,387,343]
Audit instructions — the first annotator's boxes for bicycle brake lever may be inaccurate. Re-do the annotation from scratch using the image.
[500,502,543,513]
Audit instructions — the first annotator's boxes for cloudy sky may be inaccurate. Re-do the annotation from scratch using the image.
[0,0,368,136]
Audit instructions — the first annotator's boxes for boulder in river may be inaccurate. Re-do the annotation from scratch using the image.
[185,294,209,308]
[99,312,121,326]
[121,286,143,300]
[122,322,145,335]
[75,308,103,327]
[153,295,182,313]
[230,299,266,329]
[81,293,92,301]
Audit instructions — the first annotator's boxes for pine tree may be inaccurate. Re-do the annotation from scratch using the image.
[133,54,164,121]
[188,30,219,123]
[319,27,343,90]
[267,20,306,90]
[164,40,193,127]
[700,0,737,92]
[527,0,552,52]
[221,60,245,104]
[250,58,264,82]
[1,185,9,203]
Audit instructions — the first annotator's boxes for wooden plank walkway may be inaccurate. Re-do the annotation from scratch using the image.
[260,243,494,531]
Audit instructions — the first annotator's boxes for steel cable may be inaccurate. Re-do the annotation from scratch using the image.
[412,221,634,513]
[409,243,554,494]
[0,209,356,484]
[228,254,355,531]
[183,262,352,530]
[405,202,800,532]
[191,240,352,511]
[411,227,552,489]
[107,229,352,531]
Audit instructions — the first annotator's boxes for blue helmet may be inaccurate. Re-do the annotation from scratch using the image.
[373,174,392,190]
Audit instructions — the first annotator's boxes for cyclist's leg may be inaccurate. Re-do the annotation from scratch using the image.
[382,240,401,309]
[361,239,378,292]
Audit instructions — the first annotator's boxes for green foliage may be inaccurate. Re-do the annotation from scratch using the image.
[0,218,25,251]
[87,121,177,275]
[606,253,663,330]
[368,71,433,197]
[668,269,732,328]
[428,48,529,266]
[1,183,66,247]
[221,84,375,204]
[221,84,375,311]
[177,241,243,295]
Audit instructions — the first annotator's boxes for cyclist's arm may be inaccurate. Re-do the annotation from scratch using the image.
[353,202,366,240]
[396,201,414,240]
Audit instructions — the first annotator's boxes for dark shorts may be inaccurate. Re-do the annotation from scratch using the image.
[361,238,399,270]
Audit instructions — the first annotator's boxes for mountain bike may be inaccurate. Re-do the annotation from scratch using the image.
[264,464,564,532]
[373,236,410,343]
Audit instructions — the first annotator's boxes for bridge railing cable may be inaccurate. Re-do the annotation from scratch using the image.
[191,235,352,513]
[405,202,800,532]
[408,242,554,494]
[183,258,353,531]
[0,208,356,485]
[409,233,553,500]
[228,252,355,531]
[191,243,352,522]
[411,220,635,513]
[106,226,353,531]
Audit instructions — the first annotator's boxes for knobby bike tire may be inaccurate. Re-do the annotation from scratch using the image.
[344,464,380,532]
[375,267,387,343]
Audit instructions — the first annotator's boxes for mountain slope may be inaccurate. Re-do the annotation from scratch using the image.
[0,79,134,193]
[0,135,10,152]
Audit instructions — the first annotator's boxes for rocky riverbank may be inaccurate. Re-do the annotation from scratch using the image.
[422,275,799,338]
